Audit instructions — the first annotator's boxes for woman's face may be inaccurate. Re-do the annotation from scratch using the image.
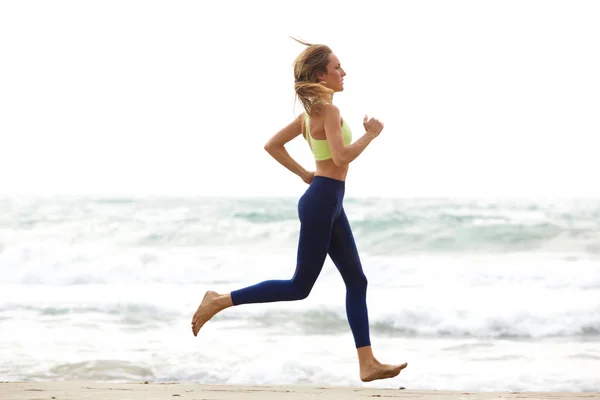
[318,53,346,92]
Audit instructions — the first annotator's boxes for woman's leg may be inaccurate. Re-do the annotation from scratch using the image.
[228,206,334,305]
[328,208,408,382]
[328,208,370,348]
[191,187,337,336]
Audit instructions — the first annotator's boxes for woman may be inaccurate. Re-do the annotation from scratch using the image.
[191,38,407,383]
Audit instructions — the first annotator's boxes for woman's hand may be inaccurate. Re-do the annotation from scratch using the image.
[302,171,315,184]
[363,115,384,138]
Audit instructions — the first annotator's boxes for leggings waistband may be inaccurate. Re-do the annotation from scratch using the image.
[307,175,345,202]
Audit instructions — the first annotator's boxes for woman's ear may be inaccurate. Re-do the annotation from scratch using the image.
[315,71,326,81]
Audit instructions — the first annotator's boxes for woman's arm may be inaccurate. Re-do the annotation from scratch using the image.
[264,114,312,182]
[323,104,383,167]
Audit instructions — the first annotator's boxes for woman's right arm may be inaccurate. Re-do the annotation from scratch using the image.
[263,114,313,182]
[323,105,383,167]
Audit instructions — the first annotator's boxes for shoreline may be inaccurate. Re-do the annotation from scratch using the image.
[2,382,599,400]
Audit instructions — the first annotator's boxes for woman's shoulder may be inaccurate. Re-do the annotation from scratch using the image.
[313,103,341,119]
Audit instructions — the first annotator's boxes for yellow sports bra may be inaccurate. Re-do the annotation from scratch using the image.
[303,113,353,161]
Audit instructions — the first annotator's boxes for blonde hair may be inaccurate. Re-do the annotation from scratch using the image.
[291,37,334,116]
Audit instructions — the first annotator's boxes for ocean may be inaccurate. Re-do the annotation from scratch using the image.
[1,195,599,392]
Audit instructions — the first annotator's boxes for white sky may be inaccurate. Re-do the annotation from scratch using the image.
[1,0,598,198]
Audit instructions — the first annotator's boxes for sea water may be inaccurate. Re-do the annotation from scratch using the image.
[1,196,599,391]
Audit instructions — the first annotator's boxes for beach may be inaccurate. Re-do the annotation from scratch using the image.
[2,0,599,397]
[2,382,600,400]
[1,196,599,393]
[0,382,600,400]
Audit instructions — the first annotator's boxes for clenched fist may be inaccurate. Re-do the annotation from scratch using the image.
[363,115,384,138]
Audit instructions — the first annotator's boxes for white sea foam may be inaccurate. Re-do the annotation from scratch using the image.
[1,196,599,391]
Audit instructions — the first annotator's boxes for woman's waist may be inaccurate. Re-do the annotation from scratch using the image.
[304,175,346,203]
[314,161,349,182]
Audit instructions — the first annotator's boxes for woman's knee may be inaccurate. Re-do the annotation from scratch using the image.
[288,279,314,300]
[350,271,368,292]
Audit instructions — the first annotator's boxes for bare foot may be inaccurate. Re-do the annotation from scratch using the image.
[191,290,220,336]
[360,361,408,382]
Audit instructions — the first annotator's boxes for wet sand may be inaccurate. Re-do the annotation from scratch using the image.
[2,382,599,400]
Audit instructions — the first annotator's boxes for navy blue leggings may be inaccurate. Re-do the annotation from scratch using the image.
[230,176,370,348]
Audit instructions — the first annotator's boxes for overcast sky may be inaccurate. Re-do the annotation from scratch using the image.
[1,0,598,198]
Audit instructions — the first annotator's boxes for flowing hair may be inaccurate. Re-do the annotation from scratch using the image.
[290,36,334,117]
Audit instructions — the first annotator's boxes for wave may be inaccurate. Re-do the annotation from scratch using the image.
[2,197,600,255]
[219,306,600,340]
[48,360,154,381]
[0,303,178,328]
[4,301,599,340]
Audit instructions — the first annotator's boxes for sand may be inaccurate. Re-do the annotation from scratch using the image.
[1,382,599,400]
